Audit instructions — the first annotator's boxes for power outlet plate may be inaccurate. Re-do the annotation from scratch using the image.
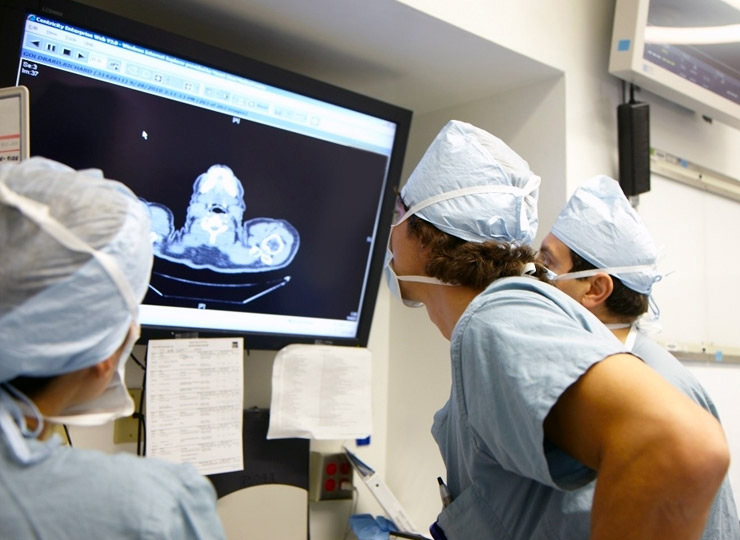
[113,388,142,444]
[309,452,354,501]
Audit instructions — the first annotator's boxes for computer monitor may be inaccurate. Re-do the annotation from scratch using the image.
[609,0,740,130]
[0,0,412,349]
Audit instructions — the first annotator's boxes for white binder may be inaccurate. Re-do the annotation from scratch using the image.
[344,447,426,536]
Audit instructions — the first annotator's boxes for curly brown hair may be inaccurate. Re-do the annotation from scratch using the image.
[405,214,552,290]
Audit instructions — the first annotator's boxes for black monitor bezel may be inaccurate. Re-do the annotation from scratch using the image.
[0,0,412,350]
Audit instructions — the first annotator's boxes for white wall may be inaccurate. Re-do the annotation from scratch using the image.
[636,93,740,354]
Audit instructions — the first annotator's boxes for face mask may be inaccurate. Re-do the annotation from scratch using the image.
[45,324,139,427]
[383,198,455,307]
[384,248,452,307]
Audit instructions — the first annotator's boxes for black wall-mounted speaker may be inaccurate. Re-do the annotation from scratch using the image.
[617,101,651,196]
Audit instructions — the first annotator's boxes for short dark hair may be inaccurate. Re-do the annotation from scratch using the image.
[569,250,649,319]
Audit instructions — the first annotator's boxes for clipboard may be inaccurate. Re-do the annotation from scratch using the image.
[0,85,30,162]
[344,447,427,537]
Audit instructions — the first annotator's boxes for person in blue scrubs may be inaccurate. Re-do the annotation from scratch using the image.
[538,174,739,539]
[0,158,226,539]
[385,120,731,540]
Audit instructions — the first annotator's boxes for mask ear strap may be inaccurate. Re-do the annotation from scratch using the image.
[647,295,661,320]
[396,275,457,286]
[554,263,657,281]
[1,383,44,438]
[0,386,59,465]
[605,322,632,330]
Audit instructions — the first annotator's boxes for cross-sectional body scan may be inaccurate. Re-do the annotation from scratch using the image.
[141,164,299,305]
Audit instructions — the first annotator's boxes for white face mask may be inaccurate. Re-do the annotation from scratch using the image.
[384,248,452,307]
[45,324,138,427]
[383,197,456,307]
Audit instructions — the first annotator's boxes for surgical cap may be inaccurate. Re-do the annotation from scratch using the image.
[0,157,153,382]
[551,175,661,295]
[400,120,540,245]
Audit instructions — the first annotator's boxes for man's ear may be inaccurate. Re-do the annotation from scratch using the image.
[581,273,614,310]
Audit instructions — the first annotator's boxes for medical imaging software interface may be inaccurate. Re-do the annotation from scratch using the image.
[15,14,398,339]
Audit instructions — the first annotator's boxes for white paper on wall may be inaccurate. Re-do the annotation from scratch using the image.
[146,337,244,475]
[267,344,372,440]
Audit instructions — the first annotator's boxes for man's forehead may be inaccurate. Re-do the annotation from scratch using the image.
[542,233,565,252]
[541,233,573,263]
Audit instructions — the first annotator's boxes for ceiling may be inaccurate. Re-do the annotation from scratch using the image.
[77,0,560,114]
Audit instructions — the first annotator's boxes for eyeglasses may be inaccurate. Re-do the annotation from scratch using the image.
[392,195,409,226]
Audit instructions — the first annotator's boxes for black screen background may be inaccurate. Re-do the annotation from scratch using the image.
[20,65,390,325]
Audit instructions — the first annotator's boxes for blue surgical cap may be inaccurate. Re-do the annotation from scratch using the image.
[0,157,153,382]
[400,120,540,245]
[551,175,661,295]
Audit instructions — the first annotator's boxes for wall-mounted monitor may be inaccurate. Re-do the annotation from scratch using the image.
[0,0,412,349]
[609,0,740,130]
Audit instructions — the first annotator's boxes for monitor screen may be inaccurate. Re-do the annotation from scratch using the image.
[0,0,411,349]
[609,0,740,130]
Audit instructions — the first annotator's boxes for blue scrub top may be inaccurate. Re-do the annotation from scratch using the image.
[432,277,738,539]
[0,427,226,539]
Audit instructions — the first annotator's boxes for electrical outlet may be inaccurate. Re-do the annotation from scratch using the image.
[309,452,354,501]
[113,388,142,444]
